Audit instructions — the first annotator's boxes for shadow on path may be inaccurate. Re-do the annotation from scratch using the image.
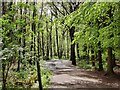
[45,59,120,89]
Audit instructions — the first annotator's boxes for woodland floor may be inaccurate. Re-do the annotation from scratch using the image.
[45,59,120,89]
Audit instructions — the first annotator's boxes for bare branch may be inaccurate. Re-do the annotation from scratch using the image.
[52,2,65,16]
[61,2,70,15]
[40,2,43,19]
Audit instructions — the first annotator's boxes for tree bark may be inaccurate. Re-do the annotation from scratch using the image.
[67,30,69,59]
[37,32,43,90]
[22,1,28,58]
[76,43,80,60]
[98,50,103,71]
[2,2,7,90]
[91,49,95,67]
[50,12,53,58]
[36,2,43,90]
[32,2,36,64]
[112,54,116,68]
[55,22,59,58]
[46,21,49,60]
[53,36,56,56]
[106,47,114,75]
[41,31,45,58]
[69,26,76,65]
[97,41,103,71]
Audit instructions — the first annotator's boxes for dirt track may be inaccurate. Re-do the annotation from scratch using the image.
[45,60,120,89]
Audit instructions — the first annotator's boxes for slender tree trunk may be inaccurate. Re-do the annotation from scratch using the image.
[29,4,33,64]
[46,21,49,60]
[53,36,56,56]
[59,32,64,59]
[2,64,6,90]
[37,32,43,90]
[82,44,87,59]
[55,22,59,58]
[30,33,33,64]
[69,26,76,65]
[32,2,43,90]
[50,12,53,58]
[69,3,77,65]
[17,54,20,71]
[32,2,36,64]
[41,31,45,58]
[22,1,28,58]
[106,47,114,75]
[76,43,80,60]
[67,30,69,59]
[98,41,103,71]
[2,2,7,90]
[98,50,103,71]
[33,36,36,64]
[91,48,95,67]
[86,47,90,64]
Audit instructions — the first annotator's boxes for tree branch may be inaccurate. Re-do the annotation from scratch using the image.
[61,2,70,15]
[52,2,65,16]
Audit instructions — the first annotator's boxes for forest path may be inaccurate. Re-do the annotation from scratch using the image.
[45,59,120,89]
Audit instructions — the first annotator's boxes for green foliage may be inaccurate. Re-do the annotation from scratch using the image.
[41,67,52,88]
[1,1,119,89]
[77,60,93,69]
[1,2,54,89]
[6,62,52,88]
[65,2,120,70]
[73,2,120,49]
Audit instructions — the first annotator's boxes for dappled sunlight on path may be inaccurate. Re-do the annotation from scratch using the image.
[45,60,120,88]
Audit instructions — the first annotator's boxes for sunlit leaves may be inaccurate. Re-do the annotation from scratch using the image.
[71,2,120,49]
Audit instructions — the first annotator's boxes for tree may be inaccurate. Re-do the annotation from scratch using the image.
[69,2,120,74]
[2,2,7,90]
[50,11,53,58]
[33,2,43,89]
[48,2,80,65]
[106,47,114,75]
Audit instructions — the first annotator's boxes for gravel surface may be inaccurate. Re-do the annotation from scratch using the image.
[45,60,120,89]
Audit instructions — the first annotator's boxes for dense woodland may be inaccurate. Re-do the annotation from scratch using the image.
[0,1,120,90]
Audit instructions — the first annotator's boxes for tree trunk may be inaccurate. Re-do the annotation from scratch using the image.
[50,12,53,58]
[98,50,103,71]
[17,3,22,70]
[55,22,59,58]
[76,43,80,60]
[2,64,6,90]
[22,1,28,58]
[32,2,36,64]
[97,41,103,71]
[67,30,69,59]
[69,26,76,65]
[82,44,87,60]
[46,21,49,60]
[106,47,114,75]
[53,36,56,56]
[2,2,7,90]
[37,33,43,89]
[37,32,43,90]
[30,5,33,64]
[112,54,116,68]
[91,49,95,67]
[41,32,45,58]
[37,2,43,90]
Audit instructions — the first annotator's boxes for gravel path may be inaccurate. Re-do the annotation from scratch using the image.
[45,59,120,89]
